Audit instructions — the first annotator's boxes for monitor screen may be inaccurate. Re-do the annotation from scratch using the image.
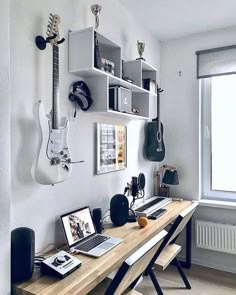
[61,207,96,247]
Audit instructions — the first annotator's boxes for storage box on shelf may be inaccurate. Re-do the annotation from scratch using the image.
[68,27,157,120]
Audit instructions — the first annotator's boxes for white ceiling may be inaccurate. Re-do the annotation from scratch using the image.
[120,0,236,41]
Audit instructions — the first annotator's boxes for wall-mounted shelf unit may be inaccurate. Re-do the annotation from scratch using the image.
[69,27,158,120]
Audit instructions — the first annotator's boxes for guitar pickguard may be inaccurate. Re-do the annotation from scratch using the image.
[47,119,70,166]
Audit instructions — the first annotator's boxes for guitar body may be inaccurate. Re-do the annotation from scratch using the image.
[145,85,165,162]
[32,101,71,185]
[145,121,165,161]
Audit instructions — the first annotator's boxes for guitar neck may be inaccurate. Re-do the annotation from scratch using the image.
[157,91,160,126]
[154,86,162,130]
[52,44,60,129]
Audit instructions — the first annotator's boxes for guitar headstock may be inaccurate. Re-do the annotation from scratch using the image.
[46,13,61,45]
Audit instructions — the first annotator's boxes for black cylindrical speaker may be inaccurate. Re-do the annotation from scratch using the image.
[110,194,129,227]
[11,227,35,283]
[92,208,104,234]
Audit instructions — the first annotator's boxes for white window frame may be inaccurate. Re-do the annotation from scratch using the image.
[200,78,236,201]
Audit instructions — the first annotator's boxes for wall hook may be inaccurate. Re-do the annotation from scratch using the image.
[35,33,57,50]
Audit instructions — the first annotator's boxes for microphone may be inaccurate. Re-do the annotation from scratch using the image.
[124,173,146,202]
[131,177,139,197]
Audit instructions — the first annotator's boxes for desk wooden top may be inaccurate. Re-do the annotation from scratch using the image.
[14,200,193,295]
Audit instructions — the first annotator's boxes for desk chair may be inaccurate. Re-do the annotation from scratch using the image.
[89,230,168,295]
[146,202,199,295]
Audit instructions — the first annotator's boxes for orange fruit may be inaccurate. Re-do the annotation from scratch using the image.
[138,217,149,228]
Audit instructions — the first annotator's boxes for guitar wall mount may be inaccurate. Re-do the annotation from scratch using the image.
[35,34,65,50]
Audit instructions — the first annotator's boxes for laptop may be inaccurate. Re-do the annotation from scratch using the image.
[61,206,123,257]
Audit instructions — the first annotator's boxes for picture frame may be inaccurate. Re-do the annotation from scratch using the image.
[96,123,127,174]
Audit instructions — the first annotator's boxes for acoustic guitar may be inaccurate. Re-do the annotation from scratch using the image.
[145,85,165,161]
[32,14,71,185]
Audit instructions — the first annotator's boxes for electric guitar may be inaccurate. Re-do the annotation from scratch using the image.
[145,85,165,161]
[32,14,71,185]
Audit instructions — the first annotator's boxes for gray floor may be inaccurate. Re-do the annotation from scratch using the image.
[136,265,236,295]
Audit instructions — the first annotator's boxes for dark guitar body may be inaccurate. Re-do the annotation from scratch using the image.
[145,121,165,162]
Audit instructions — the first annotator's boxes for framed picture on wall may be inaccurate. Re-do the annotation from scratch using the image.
[96,123,127,174]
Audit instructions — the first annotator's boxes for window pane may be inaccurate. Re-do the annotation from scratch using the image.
[211,75,236,192]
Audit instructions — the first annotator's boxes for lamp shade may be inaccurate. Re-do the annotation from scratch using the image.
[162,170,179,185]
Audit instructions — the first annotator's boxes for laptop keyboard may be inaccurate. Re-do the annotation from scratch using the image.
[75,235,110,252]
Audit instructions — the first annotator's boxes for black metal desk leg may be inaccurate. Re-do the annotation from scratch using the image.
[148,269,164,295]
[180,217,192,269]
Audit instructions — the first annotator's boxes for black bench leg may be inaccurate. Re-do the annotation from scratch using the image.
[173,258,191,289]
[148,268,164,295]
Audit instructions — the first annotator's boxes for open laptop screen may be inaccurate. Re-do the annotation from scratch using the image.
[61,206,96,247]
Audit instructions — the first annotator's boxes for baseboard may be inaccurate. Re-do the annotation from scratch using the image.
[178,255,236,274]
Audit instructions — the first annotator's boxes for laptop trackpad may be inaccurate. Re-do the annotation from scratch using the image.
[98,242,114,250]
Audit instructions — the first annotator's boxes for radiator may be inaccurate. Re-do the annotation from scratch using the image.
[196,220,236,255]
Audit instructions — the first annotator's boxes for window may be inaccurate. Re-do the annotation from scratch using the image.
[201,76,236,200]
[198,45,236,201]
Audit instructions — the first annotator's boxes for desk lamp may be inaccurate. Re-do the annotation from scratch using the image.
[156,165,179,197]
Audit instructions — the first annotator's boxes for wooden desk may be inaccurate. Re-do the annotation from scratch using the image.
[14,200,192,295]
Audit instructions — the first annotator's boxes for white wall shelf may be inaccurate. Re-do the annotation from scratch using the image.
[94,110,149,121]
[69,27,158,120]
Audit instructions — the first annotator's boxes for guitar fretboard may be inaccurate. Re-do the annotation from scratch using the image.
[52,44,60,129]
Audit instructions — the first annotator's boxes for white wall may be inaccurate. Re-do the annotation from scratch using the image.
[0,0,11,294]
[10,0,161,251]
[161,26,236,273]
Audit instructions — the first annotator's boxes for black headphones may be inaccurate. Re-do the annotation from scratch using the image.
[69,81,93,111]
